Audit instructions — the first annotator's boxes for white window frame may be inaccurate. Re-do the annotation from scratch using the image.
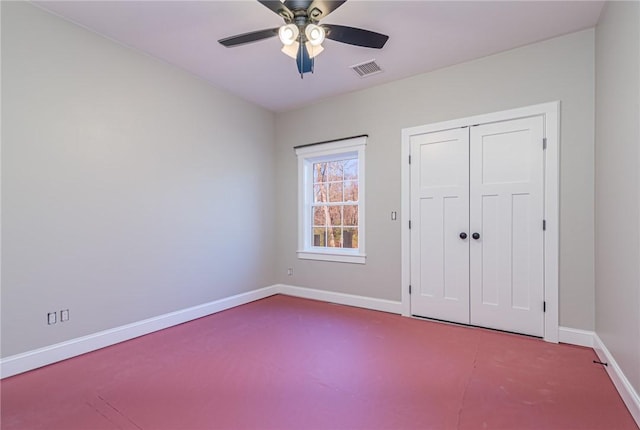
[296,136,366,264]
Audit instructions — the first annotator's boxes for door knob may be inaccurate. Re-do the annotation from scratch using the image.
[459,232,467,239]
[472,232,480,240]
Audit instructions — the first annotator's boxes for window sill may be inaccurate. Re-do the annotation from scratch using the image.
[297,251,366,264]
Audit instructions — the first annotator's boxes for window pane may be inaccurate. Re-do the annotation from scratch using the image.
[344,205,358,226]
[314,184,327,203]
[314,206,327,226]
[296,137,365,259]
[344,159,358,180]
[313,162,327,183]
[328,227,342,248]
[327,161,344,181]
[343,228,358,248]
[344,181,358,202]
[313,227,326,247]
[328,206,341,226]
[328,182,344,203]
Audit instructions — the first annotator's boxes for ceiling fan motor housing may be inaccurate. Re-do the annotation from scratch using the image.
[285,0,316,13]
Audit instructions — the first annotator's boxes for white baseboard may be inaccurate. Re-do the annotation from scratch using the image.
[0,286,278,379]
[557,327,639,427]
[0,289,599,379]
[593,333,640,427]
[558,326,595,347]
[1,284,401,379]
[3,283,638,430]
[275,284,403,314]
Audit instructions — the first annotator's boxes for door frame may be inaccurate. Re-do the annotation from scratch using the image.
[400,102,560,343]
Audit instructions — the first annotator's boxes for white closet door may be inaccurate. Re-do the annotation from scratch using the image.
[410,128,470,324]
[469,117,545,336]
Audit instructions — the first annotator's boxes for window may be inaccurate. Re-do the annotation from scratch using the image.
[296,136,366,264]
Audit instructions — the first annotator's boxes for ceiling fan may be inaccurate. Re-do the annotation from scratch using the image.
[218,0,389,78]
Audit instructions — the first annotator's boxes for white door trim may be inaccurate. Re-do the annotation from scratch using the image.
[401,101,560,342]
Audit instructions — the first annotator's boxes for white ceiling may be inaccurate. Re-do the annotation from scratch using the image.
[33,1,604,112]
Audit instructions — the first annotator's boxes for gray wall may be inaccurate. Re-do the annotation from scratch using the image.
[1,2,276,357]
[275,29,596,331]
[1,2,606,361]
[595,1,640,395]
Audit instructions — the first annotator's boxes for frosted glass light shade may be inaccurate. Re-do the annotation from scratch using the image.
[281,42,300,59]
[305,42,324,59]
[305,24,325,46]
[278,24,299,45]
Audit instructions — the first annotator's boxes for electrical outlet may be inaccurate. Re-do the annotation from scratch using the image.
[47,312,57,325]
[287,268,293,276]
[60,309,70,322]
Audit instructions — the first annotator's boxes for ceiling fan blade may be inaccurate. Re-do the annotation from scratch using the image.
[324,24,389,49]
[306,0,346,20]
[296,42,314,74]
[257,1,294,20]
[218,28,279,47]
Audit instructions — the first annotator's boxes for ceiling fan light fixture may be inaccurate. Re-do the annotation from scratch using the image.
[281,41,300,59]
[305,24,325,46]
[219,0,389,77]
[278,24,299,46]
[305,42,324,59]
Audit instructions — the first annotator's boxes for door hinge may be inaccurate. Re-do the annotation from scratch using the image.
[543,219,547,231]
[543,301,547,312]
[409,155,412,164]
[409,220,412,229]
[543,137,547,150]
[409,285,412,294]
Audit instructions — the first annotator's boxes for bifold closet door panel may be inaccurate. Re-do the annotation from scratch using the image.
[469,117,545,337]
[410,128,470,324]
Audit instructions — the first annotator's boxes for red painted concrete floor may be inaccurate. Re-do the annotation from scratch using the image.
[1,295,637,430]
